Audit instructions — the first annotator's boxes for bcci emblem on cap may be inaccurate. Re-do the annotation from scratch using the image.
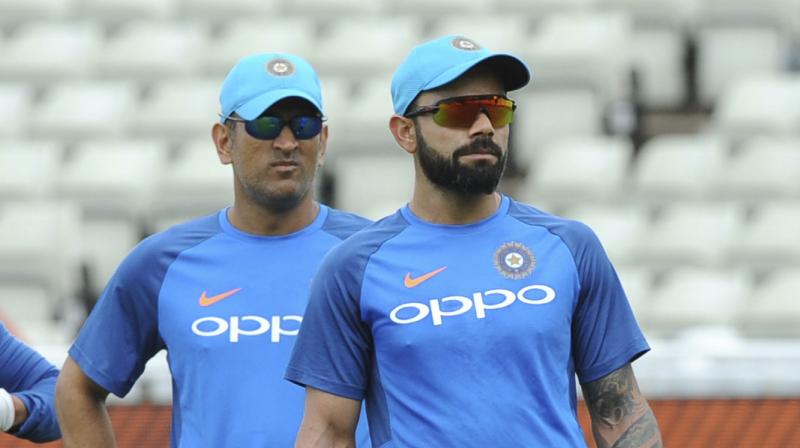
[494,242,536,280]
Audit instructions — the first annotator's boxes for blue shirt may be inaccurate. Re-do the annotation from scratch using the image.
[0,322,60,442]
[70,206,371,447]
[286,196,649,447]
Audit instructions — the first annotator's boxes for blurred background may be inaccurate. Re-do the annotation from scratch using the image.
[1,0,799,446]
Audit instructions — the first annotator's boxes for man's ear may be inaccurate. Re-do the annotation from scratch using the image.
[317,124,329,168]
[211,122,234,165]
[389,115,417,155]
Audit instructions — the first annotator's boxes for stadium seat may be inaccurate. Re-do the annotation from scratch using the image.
[524,11,634,102]
[56,139,168,221]
[330,76,396,155]
[0,0,73,22]
[331,154,413,219]
[614,266,655,328]
[647,268,751,335]
[175,0,280,19]
[317,76,354,148]
[202,18,317,76]
[153,139,233,224]
[75,0,177,21]
[391,1,490,19]
[309,18,421,77]
[522,136,633,202]
[512,86,603,166]
[97,21,207,79]
[0,140,63,200]
[695,23,789,105]
[631,24,687,109]
[717,137,800,199]
[0,201,83,306]
[495,0,599,16]
[427,15,530,55]
[80,218,141,298]
[133,79,219,139]
[560,203,648,265]
[0,21,102,80]
[733,201,800,266]
[712,74,800,138]
[286,0,383,17]
[0,84,34,137]
[637,201,744,267]
[0,284,53,338]
[739,268,800,337]
[31,81,139,140]
[633,134,728,200]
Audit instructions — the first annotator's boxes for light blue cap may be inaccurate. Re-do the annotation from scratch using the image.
[219,52,323,122]
[391,35,531,115]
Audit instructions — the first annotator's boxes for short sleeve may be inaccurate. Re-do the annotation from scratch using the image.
[68,240,167,397]
[285,242,374,400]
[568,223,650,384]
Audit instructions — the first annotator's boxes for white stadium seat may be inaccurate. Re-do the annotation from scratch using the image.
[56,139,168,220]
[133,79,219,139]
[712,74,800,138]
[332,154,413,219]
[560,203,648,265]
[633,134,728,200]
[286,0,384,17]
[97,21,207,79]
[614,266,655,328]
[631,24,686,109]
[717,137,800,198]
[154,139,233,222]
[522,136,633,202]
[0,22,102,80]
[31,81,139,140]
[309,18,421,77]
[331,76,396,155]
[80,218,141,297]
[0,140,63,200]
[76,0,177,20]
[638,201,744,267]
[0,0,74,23]
[0,84,34,137]
[739,269,800,337]
[175,0,280,19]
[733,201,800,266]
[391,0,490,19]
[202,19,317,76]
[648,268,751,335]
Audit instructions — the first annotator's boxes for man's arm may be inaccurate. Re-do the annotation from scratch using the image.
[296,387,361,448]
[581,363,662,448]
[56,357,116,447]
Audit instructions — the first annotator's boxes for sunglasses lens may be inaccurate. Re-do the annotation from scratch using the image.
[290,116,323,139]
[432,97,515,128]
[245,116,283,139]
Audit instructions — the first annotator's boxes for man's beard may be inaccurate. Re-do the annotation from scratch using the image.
[416,128,507,195]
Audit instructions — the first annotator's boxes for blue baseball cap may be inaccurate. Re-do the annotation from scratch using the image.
[219,52,323,122]
[391,35,531,115]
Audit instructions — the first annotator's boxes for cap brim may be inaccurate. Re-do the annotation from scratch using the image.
[425,54,531,95]
[234,89,323,120]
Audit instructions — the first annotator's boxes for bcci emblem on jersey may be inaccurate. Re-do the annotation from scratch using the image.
[494,241,536,280]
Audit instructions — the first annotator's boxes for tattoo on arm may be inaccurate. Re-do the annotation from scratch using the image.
[583,364,662,448]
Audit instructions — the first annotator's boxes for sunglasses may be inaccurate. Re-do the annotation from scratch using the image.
[404,95,516,128]
[226,115,325,140]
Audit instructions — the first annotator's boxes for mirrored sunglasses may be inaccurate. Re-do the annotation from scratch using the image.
[404,95,516,128]
[227,115,325,140]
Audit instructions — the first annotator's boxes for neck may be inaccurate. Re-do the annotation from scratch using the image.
[409,178,500,225]
[227,193,319,236]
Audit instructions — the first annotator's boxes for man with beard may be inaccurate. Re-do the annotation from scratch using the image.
[286,36,662,447]
[55,53,371,447]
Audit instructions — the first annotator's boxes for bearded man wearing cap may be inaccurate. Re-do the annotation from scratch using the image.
[287,36,662,447]
[55,53,371,447]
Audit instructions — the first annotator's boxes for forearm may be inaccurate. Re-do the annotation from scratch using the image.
[583,364,663,448]
[56,386,116,448]
[11,394,27,429]
[56,359,116,448]
[296,422,355,448]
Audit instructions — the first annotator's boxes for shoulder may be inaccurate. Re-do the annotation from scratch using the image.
[321,211,409,270]
[321,206,374,240]
[507,199,600,253]
[116,213,222,280]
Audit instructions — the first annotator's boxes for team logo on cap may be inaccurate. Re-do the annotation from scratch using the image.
[493,242,536,280]
[266,58,294,77]
[451,37,482,51]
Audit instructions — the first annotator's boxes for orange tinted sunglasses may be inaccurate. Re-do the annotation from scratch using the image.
[405,95,516,128]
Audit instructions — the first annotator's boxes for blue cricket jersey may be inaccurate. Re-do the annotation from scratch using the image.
[286,195,650,447]
[70,205,372,447]
[0,321,60,442]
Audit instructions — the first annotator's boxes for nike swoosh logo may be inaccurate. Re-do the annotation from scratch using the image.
[198,288,242,307]
[404,266,447,288]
